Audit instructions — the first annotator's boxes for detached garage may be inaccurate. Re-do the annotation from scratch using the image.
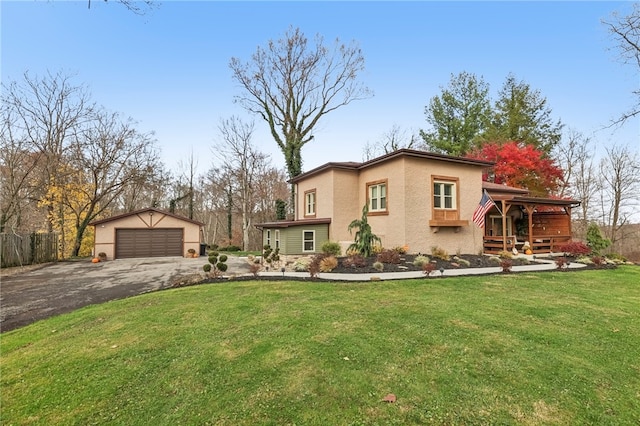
[91,208,204,260]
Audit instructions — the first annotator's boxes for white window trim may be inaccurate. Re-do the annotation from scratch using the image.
[433,181,457,210]
[266,229,271,247]
[368,182,387,213]
[302,230,315,252]
[305,190,316,216]
[275,230,280,249]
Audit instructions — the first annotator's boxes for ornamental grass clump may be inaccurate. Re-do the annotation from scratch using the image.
[293,258,311,272]
[431,246,450,261]
[453,256,470,267]
[497,250,513,259]
[413,255,430,267]
[372,261,384,272]
[319,255,338,272]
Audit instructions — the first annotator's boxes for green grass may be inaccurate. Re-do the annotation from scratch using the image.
[2,267,639,425]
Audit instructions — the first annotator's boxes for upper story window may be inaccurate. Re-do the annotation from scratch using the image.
[367,180,388,214]
[430,175,465,227]
[304,189,316,217]
[433,181,456,210]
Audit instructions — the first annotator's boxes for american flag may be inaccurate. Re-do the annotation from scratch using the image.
[472,190,494,228]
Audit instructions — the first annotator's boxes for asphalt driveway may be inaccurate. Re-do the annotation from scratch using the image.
[0,256,249,333]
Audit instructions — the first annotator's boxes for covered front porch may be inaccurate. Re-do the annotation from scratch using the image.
[481,183,581,255]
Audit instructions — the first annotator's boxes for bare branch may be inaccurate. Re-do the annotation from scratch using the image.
[603,4,640,126]
[230,26,372,181]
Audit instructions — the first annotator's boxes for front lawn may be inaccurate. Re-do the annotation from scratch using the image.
[1,267,639,425]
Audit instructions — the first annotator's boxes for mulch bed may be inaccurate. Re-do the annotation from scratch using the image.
[328,253,532,274]
[178,254,617,287]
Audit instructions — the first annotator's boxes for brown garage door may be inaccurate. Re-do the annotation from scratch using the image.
[115,228,184,259]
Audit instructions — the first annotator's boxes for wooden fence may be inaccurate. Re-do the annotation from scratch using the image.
[0,232,59,268]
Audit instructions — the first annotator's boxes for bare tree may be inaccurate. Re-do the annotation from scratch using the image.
[169,151,198,219]
[1,71,95,232]
[61,110,160,256]
[230,26,372,192]
[363,124,423,161]
[199,172,228,248]
[0,105,42,232]
[603,3,640,125]
[87,0,157,14]
[114,165,169,212]
[598,144,640,250]
[212,117,270,251]
[554,129,601,238]
[252,167,290,224]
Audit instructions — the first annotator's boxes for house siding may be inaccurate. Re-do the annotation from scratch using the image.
[287,150,489,256]
[262,224,330,255]
[403,156,485,255]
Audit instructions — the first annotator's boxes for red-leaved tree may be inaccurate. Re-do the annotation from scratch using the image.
[467,141,564,197]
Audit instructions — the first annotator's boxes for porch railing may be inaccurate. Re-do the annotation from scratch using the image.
[483,235,571,255]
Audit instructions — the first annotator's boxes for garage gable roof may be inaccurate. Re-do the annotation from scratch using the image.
[90,208,205,226]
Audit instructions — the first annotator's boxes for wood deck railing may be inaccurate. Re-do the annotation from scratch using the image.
[483,235,571,255]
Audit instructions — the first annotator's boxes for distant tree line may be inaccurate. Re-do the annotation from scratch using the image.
[3,3,638,258]
[0,72,288,257]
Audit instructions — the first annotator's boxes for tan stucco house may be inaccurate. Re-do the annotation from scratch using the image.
[91,208,204,260]
[256,149,579,256]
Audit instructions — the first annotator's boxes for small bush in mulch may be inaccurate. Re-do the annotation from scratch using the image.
[328,254,536,275]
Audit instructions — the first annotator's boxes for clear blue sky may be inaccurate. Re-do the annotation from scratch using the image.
[2,1,638,175]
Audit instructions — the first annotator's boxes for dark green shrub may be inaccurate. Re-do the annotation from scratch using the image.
[262,246,280,265]
[275,199,287,220]
[219,245,241,252]
[321,241,342,256]
[586,223,610,255]
[204,250,228,276]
